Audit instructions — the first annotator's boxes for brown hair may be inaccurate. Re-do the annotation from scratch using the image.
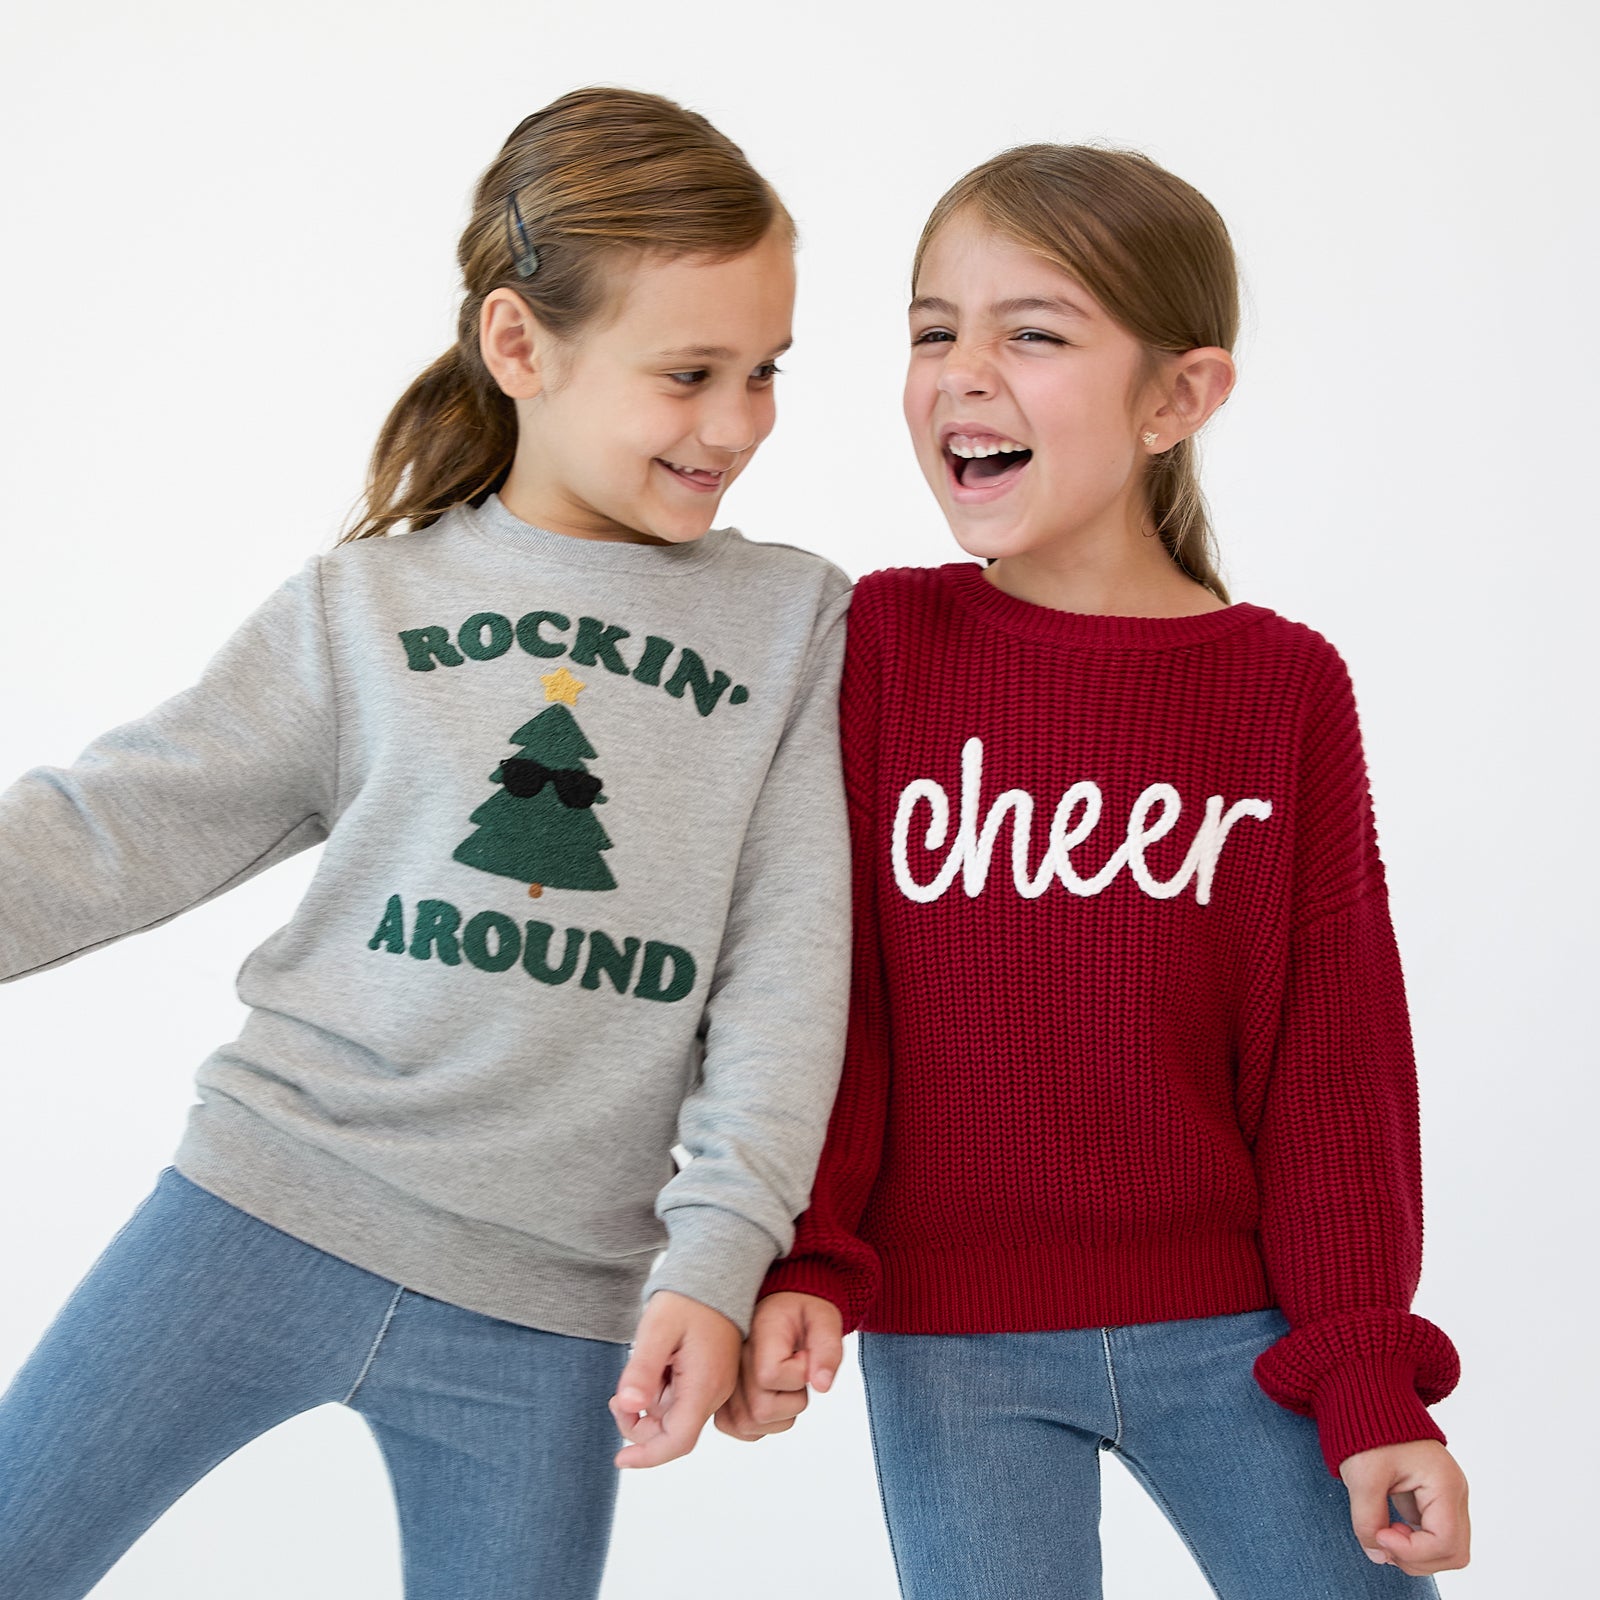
[342,87,791,542]
[913,145,1239,600]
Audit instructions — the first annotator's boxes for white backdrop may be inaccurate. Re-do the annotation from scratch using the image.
[0,2,1594,1595]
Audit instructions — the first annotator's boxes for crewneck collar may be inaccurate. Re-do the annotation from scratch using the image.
[457,492,732,575]
[940,561,1273,650]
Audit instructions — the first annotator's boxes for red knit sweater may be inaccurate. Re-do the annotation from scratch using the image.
[761,562,1459,1475]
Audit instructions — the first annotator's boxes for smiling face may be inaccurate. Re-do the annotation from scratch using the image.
[487,225,796,544]
[904,208,1166,563]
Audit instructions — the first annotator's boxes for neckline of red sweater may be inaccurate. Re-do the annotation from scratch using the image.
[939,561,1275,649]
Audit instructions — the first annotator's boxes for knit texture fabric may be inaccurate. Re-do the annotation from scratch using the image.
[761,562,1459,1475]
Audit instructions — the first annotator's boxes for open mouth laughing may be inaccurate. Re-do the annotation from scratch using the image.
[941,425,1033,501]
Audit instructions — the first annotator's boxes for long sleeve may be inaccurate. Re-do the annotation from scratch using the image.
[1247,650,1460,1475]
[642,582,854,1335]
[0,557,338,982]
[757,592,891,1333]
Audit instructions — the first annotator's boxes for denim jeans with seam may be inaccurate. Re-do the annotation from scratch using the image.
[859,1309,1444,1600]
[0,1166,627,1599]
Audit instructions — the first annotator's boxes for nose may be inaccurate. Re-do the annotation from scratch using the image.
[698,388,760,457]
[936,339,996,401]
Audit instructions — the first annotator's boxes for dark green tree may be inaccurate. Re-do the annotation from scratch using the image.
[453,704,616,894]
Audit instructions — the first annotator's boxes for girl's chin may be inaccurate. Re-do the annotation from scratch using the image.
[635,498,722,544]
[641,523,713,547]
[940,506,1036,562]
[949,533,1012,563]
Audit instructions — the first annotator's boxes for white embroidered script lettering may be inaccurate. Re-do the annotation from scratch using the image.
[892,737,1272,906]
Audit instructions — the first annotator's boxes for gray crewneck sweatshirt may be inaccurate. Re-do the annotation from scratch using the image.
[0,495,852,1341]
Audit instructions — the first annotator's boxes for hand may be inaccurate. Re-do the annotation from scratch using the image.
[1339,1439,1471,1576]
[715,1291,844,1442]
[608,1290,742,1469]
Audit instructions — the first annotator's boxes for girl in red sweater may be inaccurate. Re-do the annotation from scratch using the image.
[718,146,1470,1597]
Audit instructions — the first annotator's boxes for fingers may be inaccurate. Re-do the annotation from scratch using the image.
[715,1388,802,1441]
[751,1295,844,1396]
[614,1355,723,1469]
[802,1306,845,1395]
[718,1354,812,1442]
[749,1303,811,1392]
[713,1399,757,1441]
[611,1295,744,1469]
[705,1294,848,1446]
[1375,1479,1472,1576]
[1343,1471,1395,1566]
[608,1300,689,1461]
[1340,1443,1472,1577]
[1374,1520,1470,1577]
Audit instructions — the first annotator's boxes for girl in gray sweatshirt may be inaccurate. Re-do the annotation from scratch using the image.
[0,86,848,1600]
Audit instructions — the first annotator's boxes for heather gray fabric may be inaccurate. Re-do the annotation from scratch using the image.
[0,494,852,1341]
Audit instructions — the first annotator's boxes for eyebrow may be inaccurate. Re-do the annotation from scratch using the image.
[909,295,1090,320]
[654,340,793,362]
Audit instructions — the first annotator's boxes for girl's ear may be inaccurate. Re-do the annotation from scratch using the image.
[480,288,554,400]
[1145,347,1236,447]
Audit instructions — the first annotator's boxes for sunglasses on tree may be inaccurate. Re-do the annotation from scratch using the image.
[500,758,604,809]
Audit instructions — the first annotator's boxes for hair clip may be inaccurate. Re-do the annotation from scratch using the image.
[505,191,540,279]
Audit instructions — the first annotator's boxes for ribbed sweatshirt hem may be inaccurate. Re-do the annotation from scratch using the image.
[857,1232,1273,1334]
[175,1095,652,1344]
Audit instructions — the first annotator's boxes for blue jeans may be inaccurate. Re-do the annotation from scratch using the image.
[0,1168,627,1599]
[860,1310,1443,1600]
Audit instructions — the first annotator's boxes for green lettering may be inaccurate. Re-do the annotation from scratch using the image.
[398,626,464,672]
[367,894,406,953]
[571,616,632,677]
[635,941,697,1003]
[664,648,733,717]
[632,635,675,687]
[409,899,462,965]
[462,909,520,972]
[458,612,514,661]
[522,922,584,985]
[514,611,571,659]
[581,930,640,994]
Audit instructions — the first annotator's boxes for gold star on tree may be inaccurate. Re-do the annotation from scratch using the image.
[541,667,586,706]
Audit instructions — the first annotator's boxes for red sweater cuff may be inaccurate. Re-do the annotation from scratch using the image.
[1309,1358,1448,1478]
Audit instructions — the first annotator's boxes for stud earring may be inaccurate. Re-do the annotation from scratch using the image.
[1142,431,1159,447]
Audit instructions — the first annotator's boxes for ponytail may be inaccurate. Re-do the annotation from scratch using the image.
[1147,436,1226,601]
[349,336,517,542]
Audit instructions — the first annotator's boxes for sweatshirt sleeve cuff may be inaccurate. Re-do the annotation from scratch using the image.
[641,1206,781,1337]
[1308,1358,1449,1478]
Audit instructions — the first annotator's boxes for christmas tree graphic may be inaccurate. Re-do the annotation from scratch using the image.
[452,667,617,897]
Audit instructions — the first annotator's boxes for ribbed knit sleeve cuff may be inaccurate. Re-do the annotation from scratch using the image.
[759,1256,873,1335]
[641,1206,781,1337]
[1305,1358,1449,1478]
[1252,1308,1460,1476]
